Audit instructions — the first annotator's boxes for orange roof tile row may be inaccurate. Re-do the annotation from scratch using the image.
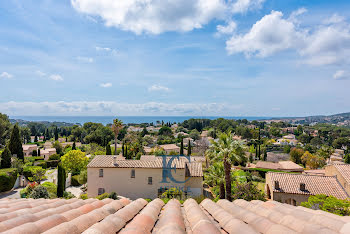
[2,197,350,233]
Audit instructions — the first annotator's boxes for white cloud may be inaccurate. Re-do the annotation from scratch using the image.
[226,10,350,66]
[36,70,46,77]
[95,46,111,52]
[323,14,345,25]
[333,70,349,80]
[148,85,170,92]
[100,82,112,88]
[216,21,237,36]
[0,101,243,116]
[77,56,94,63]
[49,74,64,81]
[231,0,265,14]
[72,0,232,34]
[0,72,13,79]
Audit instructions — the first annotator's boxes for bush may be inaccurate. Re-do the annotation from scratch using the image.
[301,194,350,216]
[0,168,18,192]
[63,191,76,199]
[160,188,183,200]
[42,182,57,198]
[79,170,87,184]
[29,185,49,199]
[35,160,47,169]
[46,160,60,168]
[145,198,152,203]
[49,154,61,160]
[96,193,110,200]
[71,175,81,186]
[108,192,118,200]
[232,182,266,201]
[23,166,42,179]
[79,194,88,200]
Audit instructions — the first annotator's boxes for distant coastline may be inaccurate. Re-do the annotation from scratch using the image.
[10,116,277,125]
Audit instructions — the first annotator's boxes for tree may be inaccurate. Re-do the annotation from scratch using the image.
[158,126,172,136]
[61,150,88,173]
[140,127,148,137]
[38,149,40,156]
[30,167,46,184]
[263,150,267,161]
[54,126,59,141]
[232,182,265,201]
[53,141,63,155]
[0,113,11,147]
[125,145,129,159]
[21,127,31,144]
[187,140,191,156]
[189,129,200,140]
[206,132,246,201]
[106,144,112,155]
[1,147,12,168]
[301,151,326,169]
[204,162,225,199]
[180,139,184,155]
[72,141,76,150]
[32,150,37,156]
[290,148,304,164]
[112,119,123,155]
[57,163,66,197]
[301,194,350,216]
[9,124,24,160]
[345,154,350,164]
[34,134,38,142]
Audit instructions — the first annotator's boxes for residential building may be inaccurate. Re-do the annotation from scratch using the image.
[266,172,348,206]
[41,148,57,160]
[61,142,82,148]
[87,155,203,199]
[22,144,38,157]
[325,164,350,196]
[159,144,180,154]
[2,197,350,233]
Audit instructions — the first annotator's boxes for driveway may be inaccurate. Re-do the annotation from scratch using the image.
[0,188,22,199]
[66,185,84,198]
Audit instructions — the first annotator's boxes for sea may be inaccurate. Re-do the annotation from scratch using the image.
[10,116,273,125]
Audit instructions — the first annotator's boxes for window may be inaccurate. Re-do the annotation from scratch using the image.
[131,169,135,178]
[148,177,152,185]
[99,169,103,177]
[98,188,105,195]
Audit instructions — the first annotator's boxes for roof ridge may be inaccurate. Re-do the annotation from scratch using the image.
[267,171,338,178]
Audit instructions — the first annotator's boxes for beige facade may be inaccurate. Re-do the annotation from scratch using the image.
[41,148,57,160]
[160,144,180,154]
[266,183,309,206]
[325,164,350,195]
[22,144,38,157]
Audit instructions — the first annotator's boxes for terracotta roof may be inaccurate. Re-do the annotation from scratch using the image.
[185,162,203,177]
[256,161,280,170]
[278,161,303,170]
[332,164,350,185]
[256,161,303,171]
[267,172,349,199]
[1,197,350,233]
[159,144,180,150]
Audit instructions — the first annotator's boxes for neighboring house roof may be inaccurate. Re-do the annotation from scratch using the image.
[256,161,303,171]
[267,172,349,200]
[303,169,326,176]
[159,144,180,150]
[22,145,37,151]
[185,162,203,177]
[1,197,350,233]
[332,164,350,186]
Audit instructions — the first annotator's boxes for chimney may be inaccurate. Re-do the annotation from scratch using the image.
[300,183,305,191]
[113,156,117,165]
[274,181,279,190]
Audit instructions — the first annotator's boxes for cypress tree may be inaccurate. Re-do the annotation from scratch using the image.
[106,144,112,155]
[1,147,12,168]
[9,124,24,161]
[180,139,184,155]
[187,140,191,156]
[57,163,66,197]
[72,141,76,150]
[54,126,59,141]
[345,154,350,164]
[32,150,37,156]
[38,149,40,156]
[122,142,124,156]
[263,150,267,161]
[34,134,38,142]
[125,145,128,159]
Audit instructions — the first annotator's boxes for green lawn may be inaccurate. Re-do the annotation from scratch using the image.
[253,181,266,192]
[0,168,17,173]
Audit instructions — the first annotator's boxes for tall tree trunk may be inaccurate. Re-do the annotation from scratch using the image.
[114,137,117,155]
[219,182,225,199]
[224,157,232,201]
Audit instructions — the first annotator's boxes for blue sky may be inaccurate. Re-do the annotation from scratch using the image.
[0,0,350,117]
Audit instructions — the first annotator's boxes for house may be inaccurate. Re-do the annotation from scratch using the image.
[255,160,303,172]
[61,142,82,148]
[22,144,38,157]
[87,155,203,199]
[266,172,348,206]
[40,148,57,160]
[325,164,350,196]
[159,144,180,154]
[2,197,349,233]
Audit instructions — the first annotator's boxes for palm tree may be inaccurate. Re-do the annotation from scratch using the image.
[206,132,245,201]
[112,119,123,155]
[204,162,225,199]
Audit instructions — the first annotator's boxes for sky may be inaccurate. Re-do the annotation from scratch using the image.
[0,0,350,117]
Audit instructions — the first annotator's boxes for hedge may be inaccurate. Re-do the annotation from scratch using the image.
[243,168,294,178]
[46,160,60,168]
[23,166,42,179]
[0,168,18,192]
[34,160,47,169]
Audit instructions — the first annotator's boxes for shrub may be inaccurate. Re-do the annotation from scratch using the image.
[301,194,350,216]
[79,170,87,184]
[46,160,60,168]
[29,185,49,199]
[108,192,118,200]
[42,182,57,198]
[232,182,266,201]
[49,154,61,160]
[96,193,110,200]
[35,160,47,169]
[0,168,18,192]
[63,191,76,199]
[79,194,88,200]
[145,198,152,203]
[71,175,81,186]
[193,195,206,204]
[160,188,183,200]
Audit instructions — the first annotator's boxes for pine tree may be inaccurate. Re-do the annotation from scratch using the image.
[187,140,191,156]
[180,139,184,155]
[1,147,12,168]
[57,163,66,197]
[106,144,112,155]
[72,141,76,150]
[9,124,24,161]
